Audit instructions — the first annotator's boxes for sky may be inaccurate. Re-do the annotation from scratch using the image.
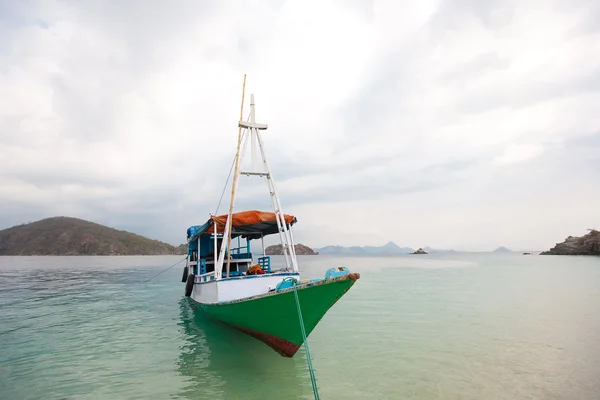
[1,0,599,251]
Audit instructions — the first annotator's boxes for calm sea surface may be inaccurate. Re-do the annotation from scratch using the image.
[0,253,599,399]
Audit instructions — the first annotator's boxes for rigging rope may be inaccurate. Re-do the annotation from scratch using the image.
[214,112,252,216]
[143,257,187,283]
[215,153,237,216]
[289,278,321,400]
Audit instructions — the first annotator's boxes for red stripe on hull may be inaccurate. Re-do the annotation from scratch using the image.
[226,323,301,357]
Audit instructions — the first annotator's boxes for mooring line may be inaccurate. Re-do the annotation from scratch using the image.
[292,279,321,400]
[143,257,187,283]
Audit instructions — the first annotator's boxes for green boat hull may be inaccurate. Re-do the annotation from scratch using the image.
[196,273,360,357]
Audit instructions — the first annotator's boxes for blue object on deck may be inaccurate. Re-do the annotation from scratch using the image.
[275,277,298,291]
[258,256,271,273]
[186,225,203,240]
[325,266,350,280]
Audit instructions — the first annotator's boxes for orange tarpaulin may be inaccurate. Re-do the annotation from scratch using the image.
[209,210,296,235]
[186,210,297,241]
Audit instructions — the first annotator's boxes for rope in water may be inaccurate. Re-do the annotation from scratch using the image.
[143,257,187,283]
[291,279,321,400]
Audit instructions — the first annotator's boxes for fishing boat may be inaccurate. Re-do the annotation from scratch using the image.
[181,76,360,357]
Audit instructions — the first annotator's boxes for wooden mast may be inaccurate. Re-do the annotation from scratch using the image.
[224,74,247,278]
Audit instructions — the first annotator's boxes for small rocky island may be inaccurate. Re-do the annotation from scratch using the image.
[411,247,428,254]
[541,229,600,255]
[265,243,317,255]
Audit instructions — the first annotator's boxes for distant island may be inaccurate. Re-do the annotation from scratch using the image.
[314,242,457,255]
[0,217,185,256]
[315,242,414,255]
[265,243,316,255]
[422,246,456,254]
[541,229,599,255]
[411,247,428,254]
[493,246,511,253]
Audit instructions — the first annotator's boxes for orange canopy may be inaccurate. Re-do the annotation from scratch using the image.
[188,210,297,240]
[211,210,295,232]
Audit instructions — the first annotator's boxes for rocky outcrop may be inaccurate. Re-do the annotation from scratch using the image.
[411,247,428,254]
[265,243,317,255]
[541,229,600,255]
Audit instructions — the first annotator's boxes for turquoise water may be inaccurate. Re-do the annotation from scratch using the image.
[1,253,599,399]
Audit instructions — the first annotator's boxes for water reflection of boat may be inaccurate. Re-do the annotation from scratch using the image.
[175,298,313,399]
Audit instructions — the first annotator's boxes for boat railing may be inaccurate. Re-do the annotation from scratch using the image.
[231,252,252,260]
[230,238,252,259]
[195,271,215,283]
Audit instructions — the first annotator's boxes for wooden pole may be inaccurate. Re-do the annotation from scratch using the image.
[225,74,247,278]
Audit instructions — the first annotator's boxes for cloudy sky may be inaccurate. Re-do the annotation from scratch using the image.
[1,0,599,251]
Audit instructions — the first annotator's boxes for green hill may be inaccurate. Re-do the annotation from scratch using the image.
[173,243,188,255]
[0,217,181,256]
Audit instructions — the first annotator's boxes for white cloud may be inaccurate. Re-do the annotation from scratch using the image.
[492,144,544,165]
[1,0,599,250]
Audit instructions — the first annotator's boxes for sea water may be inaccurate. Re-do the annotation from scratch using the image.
[0,253,599,399]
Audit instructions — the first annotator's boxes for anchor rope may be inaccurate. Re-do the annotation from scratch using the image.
[290,278,321,400]
[143,257,187,283]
